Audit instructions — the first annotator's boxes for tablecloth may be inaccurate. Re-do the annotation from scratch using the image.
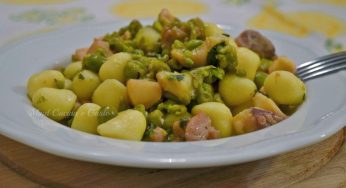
[0,0,345,53]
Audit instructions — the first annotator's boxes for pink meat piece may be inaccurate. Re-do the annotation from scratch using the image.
[235,29,276,59]
[185,113,220,141]
[73,47,89,61]
[87,37,113,57]
[149,127,167,142]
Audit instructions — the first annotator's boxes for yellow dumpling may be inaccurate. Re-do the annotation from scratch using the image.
[72,70,100,100]
[97,109,147,141]
[127,79,162,109]
[63,61,82,80]
[99,52,132,83]
[32,88,76,121]
[92,79,128,110]
[192,102,233,137]
[236,47,261,80]
[156,71,192,104]
[219,74,257,106]
[264,70,306,105]
[204,22,224,37]
[71,103,101,134]
[27,70,65,98]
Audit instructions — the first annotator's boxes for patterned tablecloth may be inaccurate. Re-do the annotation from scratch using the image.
[0,0,345,53]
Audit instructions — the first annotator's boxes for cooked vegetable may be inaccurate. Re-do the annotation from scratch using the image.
[27,70,65,98]
[27,9,306,142]
[148,109,164,127]
[208,41,238,73]
[71,70,100,100]
[71,103,101,134]
[82,49,107,73]
[123,59,148,81]
[97,109,147,141]
[219,74,257,106]
[195,83,214,104]
[171,36,226,68]
[192,102,233,137]
[254,71,268,89]
[92,79,128,110]
[32,88,76,121]
[189,65,224,88]
[155,100,191,129]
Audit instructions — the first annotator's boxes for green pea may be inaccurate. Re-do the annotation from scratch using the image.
[98,106,117,124]
[148,110,164,127]
[82,50,106,73]
[123,60,147,81]
[254,71,268,89]
[196,83,214,104]
[259,58,273,72]
[163,113,190,129]
[185,40,203,50]
[134,104,148,117]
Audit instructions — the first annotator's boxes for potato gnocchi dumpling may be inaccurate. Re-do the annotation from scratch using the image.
[97,109,146,141]
[192,102,233,137]
[127,79,161,109]
[72,70,100,100]
[27,9,306,142]
[63,61,82,80]
[264,71,306,105]
[92,79,128,110]
[71,103,101,134]
[27,70,65,98]
[236,47,261,80]
[32,88,76,121]
[219,74,257,106]
[99,52,132,83]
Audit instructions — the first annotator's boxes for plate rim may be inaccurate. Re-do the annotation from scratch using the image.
[0,21,345,168]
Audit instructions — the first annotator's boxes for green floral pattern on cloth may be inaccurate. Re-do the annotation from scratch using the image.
[325,38,344,52]
[223,0,251,5]
[10,8,94,26]
[1,0,345,53]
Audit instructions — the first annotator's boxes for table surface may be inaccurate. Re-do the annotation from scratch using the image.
[1,0,346,187]
[0,129,345,187]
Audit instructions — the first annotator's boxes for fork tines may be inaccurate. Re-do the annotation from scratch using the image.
[296,51,346,81]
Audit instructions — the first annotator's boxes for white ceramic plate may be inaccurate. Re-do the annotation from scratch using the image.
[0,22,346,169]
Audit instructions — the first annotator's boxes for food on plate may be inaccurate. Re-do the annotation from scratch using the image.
[32,88,77,121]
[27,9,306,142]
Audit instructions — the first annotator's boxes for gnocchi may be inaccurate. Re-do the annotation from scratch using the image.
[27,9,305,142]
[32,88,76,121]
[27,70,65,98]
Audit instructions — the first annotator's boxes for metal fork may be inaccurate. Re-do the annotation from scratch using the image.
[296,51,346,81]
